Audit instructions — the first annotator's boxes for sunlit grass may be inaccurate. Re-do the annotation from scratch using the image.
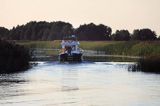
[17,41,54,48]
[16,40,160,56]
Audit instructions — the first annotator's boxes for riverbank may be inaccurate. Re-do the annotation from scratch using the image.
[129,55,160,73]
[2,40,160,73]
[16,40,160,56]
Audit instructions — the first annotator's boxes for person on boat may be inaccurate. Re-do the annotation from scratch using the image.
[61,38,72,55]
[60,35,80,55]
[60,40,66,54]
[59,35,82,62]
[70,35,80,54]
[61,40,65,49]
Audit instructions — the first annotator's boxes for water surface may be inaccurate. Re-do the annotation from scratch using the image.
[0,62,160,106]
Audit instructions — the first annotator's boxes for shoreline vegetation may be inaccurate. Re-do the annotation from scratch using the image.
[0,21,159,73]
[16,40,160,56]
[129,55,160,73]
[0,39,32,74]
[0,39,159,73]
[0,21,159,41]
[16,40,160,73]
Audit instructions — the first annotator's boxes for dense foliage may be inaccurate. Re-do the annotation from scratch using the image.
[0,39,31,73]
[7,21,73,40]
[0,21,111,41]
[75,23,112,40]
[0,21,159,41]
[158,36,160,40]
[131,29,157,40]
[110,30,131,41]
[0,27,9,39]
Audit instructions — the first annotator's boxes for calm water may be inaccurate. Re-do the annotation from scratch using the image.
[0,62,160,106]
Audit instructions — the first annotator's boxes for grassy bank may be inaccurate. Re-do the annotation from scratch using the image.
[17,40,54,48]
[16,40,160,73]
[16,40,160,56]
[98,41,160,56]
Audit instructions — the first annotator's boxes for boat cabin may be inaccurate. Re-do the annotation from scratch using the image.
[59,35,82,62]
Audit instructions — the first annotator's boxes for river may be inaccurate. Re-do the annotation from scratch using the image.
[0,62,160,106]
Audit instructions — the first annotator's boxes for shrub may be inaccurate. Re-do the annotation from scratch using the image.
[0,39,31,73]
[129,55,160,73]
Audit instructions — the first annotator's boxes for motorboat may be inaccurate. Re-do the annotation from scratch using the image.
[59,35,83,62]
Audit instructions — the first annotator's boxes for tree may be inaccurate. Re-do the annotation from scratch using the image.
[110,30,131,41]
[61,25,74,38]
[75,23,112,40]
[8,21,74,40]
[131,28,157,40]
[158,36,160,40]
[0,27,9,39]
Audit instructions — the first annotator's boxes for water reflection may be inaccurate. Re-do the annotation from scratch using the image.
[0,62,160,106]
[61,67,79,91]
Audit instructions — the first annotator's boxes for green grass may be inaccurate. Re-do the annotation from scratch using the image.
[80,41,120,50]
[16,40,160,56]
[100,41,160,56]
[17,41,54,48]
[52,40,123,50]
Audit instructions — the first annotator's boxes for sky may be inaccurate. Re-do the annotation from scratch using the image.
[0,0,160,34]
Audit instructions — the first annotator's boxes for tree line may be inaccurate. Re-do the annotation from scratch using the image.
[0,21,159,41]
